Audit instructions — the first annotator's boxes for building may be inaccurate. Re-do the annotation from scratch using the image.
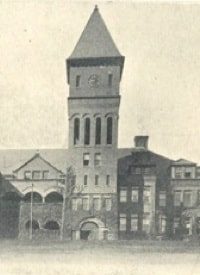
[118,136,172,239]
[170,159,200,239]
[0,173,22,238]
[0,6,200,241]
[66,5,124,240]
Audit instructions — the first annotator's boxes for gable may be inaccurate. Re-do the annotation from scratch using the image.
[13,154,64,180]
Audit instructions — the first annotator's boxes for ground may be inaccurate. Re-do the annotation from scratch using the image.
[0,240,200,275]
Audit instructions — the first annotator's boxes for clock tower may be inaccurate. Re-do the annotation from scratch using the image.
[66,6,124,240]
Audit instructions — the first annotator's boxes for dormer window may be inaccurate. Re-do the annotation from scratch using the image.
[76,75,81,88]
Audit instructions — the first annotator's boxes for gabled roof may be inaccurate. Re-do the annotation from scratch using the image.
[69,6,122,59]
[171,158,196,166]
[13,153,64,174]
[117,148,173,188]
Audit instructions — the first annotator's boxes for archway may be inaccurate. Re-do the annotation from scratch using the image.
[23,192,43,203]
[44,220,60,230]
[45,192,63,203]
[25,220,40,231]
[80,222,98,240]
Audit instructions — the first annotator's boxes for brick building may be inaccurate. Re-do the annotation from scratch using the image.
[0,6,200,241]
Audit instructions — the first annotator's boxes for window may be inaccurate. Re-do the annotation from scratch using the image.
[174,191,182,206]
[106,175,111,186]
[83,153,90,166]
[131,214,138,231]
[159,192,166,207]
[71,198,77,210]
[84,175,88,186]
[197,190,200,205]
[32,171,41,180]
[82,197,89,211]
[43,171,49,179]
[143,188,151,212]
[143,214,150,233]
[184,217,191,235]
[135,167,141,174]
[84,118,90,145]
[94,153,101,166]
[108,74,113,87]
[173,218,180,234]
[119,214,126,231]
[131,187,138,203]
[76,75,81,87]
[106,117,113,145]
[159,215,166,234]
[120,187,127,202]
[95,117,101,145]
[144,167,151,174]
[95,175,99,186]
[184,167,192,178]
[175,167,183,179]
[183,191,192,207]
[93,197,101,211]
[24,171,31,180]
[143,188,151,204]
[84,117,90,145]
[105,198,112,211]
[74,118,80,145]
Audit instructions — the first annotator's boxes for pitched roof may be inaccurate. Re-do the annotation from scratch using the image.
[117,148,173,188]
[171,158,196,166]
[0,149,68,175]
[69,6,122,59]
[13,153,64,174]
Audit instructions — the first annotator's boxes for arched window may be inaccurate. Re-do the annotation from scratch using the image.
[45,192,63,203]
[74,118,80,145]
[25,220,39,230]
[24,192,43,203]
[107,117,113,145]
[44,221,60,230]
[95,117,101,145]
[84,118,90,145]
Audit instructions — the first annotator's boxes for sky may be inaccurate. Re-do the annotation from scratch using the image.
[0,1,200,163]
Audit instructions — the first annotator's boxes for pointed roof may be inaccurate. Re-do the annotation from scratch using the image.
[69,6,122,59]
[13,153,64,174]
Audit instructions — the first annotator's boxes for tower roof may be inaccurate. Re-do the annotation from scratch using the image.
[69,6,122,59]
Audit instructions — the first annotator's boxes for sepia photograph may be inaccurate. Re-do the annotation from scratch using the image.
[0,0,200,274]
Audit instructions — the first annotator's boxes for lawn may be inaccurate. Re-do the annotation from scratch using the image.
[0,240,200,275]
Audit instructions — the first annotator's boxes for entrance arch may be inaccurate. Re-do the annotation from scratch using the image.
[80,222,98,240]
[78,217,107,241]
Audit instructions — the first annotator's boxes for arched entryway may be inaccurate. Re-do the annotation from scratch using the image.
[80,222,98,240]
[77,217,107,241]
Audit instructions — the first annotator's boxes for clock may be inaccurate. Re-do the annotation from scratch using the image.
[88,74,99,88]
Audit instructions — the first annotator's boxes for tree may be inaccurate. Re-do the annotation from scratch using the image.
[60,166,82,241]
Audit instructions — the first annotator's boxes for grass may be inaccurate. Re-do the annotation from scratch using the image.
[0,238,200,254]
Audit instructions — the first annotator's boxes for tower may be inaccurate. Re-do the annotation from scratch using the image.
[66,6,124,240]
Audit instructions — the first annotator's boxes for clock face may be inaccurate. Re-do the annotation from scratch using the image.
[88,74,99,88]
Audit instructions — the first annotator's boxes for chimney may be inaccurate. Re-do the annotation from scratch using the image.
[134,136,149,150]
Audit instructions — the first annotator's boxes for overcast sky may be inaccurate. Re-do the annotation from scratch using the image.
[1,1,200,163]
